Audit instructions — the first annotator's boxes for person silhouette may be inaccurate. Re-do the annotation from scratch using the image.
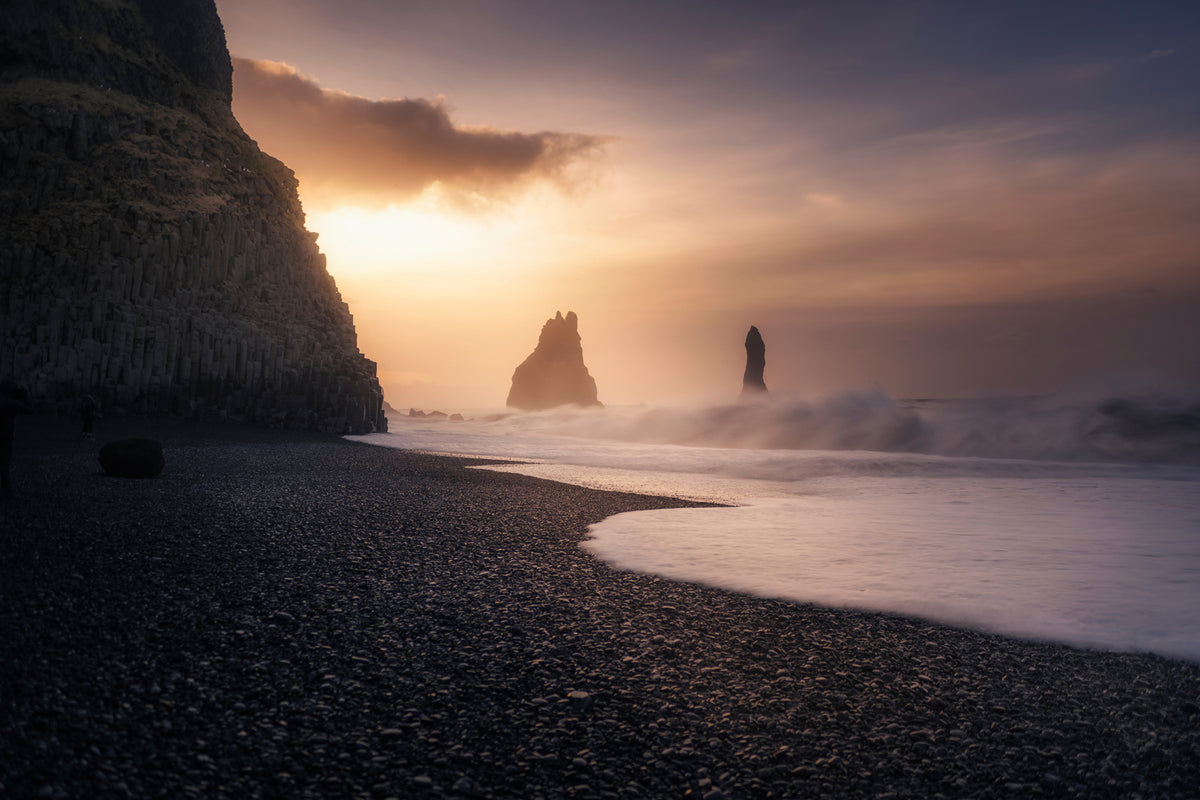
[1,379,33,500]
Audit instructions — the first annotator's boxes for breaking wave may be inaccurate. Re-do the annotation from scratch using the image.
[363,390,1200,663]
[466,389,1200,464]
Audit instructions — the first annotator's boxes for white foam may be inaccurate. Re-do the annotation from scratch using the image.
[584,479,1200,661]
[350,397,1200,662]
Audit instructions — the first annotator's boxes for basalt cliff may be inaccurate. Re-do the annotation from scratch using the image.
[507,311,601,411]
[0,0,386,432]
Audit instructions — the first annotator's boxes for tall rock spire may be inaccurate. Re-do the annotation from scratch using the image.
[741,325,768,398]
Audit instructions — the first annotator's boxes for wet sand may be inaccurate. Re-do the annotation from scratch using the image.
[2,415,1198,798]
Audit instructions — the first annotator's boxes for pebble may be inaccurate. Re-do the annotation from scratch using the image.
[2,424,1199,799]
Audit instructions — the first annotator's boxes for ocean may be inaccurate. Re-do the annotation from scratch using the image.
[349,391,1200,663]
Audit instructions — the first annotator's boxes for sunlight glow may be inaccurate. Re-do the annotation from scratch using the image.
[308,204,529,275]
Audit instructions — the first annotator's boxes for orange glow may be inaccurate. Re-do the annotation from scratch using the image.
[222,38,1200,410]
[310,204,529,278]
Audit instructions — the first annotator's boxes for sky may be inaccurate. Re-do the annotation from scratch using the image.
[214,0,1200,409]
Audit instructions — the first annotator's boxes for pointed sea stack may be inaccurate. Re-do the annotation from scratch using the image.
[507,311,601,410]
[741,325,768,398]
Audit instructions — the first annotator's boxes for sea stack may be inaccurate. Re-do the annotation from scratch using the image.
[0,0,385,433]
[741,325,768,398]
[506,311,601,410]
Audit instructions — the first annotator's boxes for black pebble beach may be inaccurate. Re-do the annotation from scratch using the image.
[2,417,1199,799]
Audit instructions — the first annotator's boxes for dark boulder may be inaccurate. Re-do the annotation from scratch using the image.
[99,438,165,478]
[741,325,768,397]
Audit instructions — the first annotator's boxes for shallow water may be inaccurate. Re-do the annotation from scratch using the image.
[351,396,1200,662]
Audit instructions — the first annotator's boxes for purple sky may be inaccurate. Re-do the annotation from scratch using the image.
[216,0,1200,407]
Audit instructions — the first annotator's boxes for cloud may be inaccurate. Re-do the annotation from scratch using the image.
[784,141,1200,301]
[576,120,1200,346]
[1137,49,1176,63]
[230,58,609,208]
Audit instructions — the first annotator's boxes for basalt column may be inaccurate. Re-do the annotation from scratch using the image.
[0,0,386,432]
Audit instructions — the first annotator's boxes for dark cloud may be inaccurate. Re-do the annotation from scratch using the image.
[230,58,608,206]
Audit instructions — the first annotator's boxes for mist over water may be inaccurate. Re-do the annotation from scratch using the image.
[353,390,1200,662]
[464,389,1200,465]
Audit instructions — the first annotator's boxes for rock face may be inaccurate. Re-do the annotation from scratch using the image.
[741,325,768,397]
[506,311,601,410]
[0,0,386,433]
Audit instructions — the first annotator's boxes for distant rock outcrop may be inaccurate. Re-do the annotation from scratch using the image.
[0,0,385,433]
[407,408,465,422]
[741,325,768,397]
[507,311,601,410]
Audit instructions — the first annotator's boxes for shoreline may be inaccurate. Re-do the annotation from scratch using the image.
[3,416,1199,798]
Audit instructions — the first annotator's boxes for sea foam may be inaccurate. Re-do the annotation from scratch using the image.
[352,392,1200,662]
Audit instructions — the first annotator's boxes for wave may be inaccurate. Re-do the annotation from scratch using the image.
[459,389,1200,465]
